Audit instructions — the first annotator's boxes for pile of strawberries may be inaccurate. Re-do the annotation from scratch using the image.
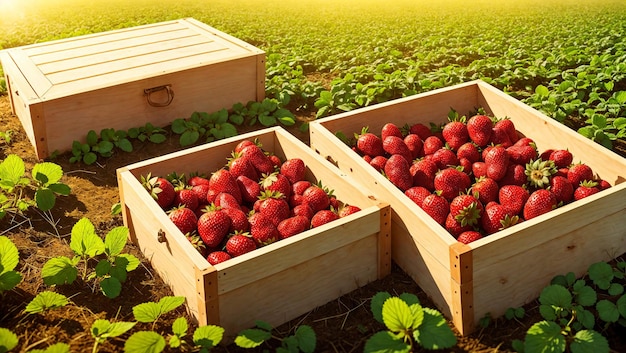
[141,139,361,265]
[351,113,611,244]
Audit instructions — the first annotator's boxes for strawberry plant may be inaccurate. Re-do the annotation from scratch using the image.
[171,109,239,147]
[41,218,139,298]
[0,236,21,295]
[24,291,70,314]
[235,320,316,352]
[365,291,457,351]
[0,130,12,145]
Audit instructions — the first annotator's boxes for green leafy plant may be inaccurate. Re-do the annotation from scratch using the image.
[0,236,22,295]
[0,327,18,353]
[27,342,71,353]
[364,292,457,352]
[171,109,239,147]
[577,113,626,149]
[235,320,316,353]
[24,291,69,314]
[0,154,70,224]
[91,319,136,353]
[0,130,12,145]
[41,218,139,298]
[127,123,167,144]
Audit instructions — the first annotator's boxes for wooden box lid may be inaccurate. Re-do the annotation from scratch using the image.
[1,18,264,101]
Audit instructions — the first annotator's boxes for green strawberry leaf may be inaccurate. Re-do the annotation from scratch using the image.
[25,291,69,314]
[193,325,224,349]
[124,331,166,353]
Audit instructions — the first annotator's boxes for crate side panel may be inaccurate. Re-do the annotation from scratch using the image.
[216,235,379,337]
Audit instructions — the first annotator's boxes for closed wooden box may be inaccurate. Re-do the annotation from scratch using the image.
[308,80,626,335]
[0,18,265,159]
[116,127,391,338]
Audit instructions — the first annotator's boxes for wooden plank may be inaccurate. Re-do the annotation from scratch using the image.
[377,204,392,279]
[1,49,53,97]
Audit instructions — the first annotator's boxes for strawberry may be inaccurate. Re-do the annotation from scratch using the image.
[434,167,471,201]
[292,180,312,196]
[234,139,257,153]
[173,188,199,211]
[484,146,509,181]
[471,177,499,205]
[258,191,290,226]
[512,137,535,148]
[188,175,209,186]
[597,179,611,190]
[227,152,259,181]
[142,173,176,209]
[277,215,310,239]
[191,184,210,207]
[383,135,413,163]
[221,207,250,233]
[260,172,291,200]
[472,161,487,179]
[369,156,388,172]
[236,175,261,204]
[291,203,315,220]
[494,118,519,144]
[209,169,243,205]
[404,134,424,160]
[405,186,432,207]
[539,149,555,161]
[456,142,480,164]
[457,231,483,244]
[240,144,275,175]
[445,212,472,237]
[214,192,241,210]
[567,163,594,187]
[573,180,600,201]
[168,206,198,235]
[268,154,282,169]
[498,163,527,187]
[280,158,306,184]
[250,221,280,246]
[549,176,574,204]
[420,193,450,225]
[506,145,537,165]
[449,194,484,227]
[499,185,529,217]
[408,123,433,140]
[431,148,459,170]
[302,184,331,213]
[490,126,512,147]
[523,189,557,220]
[459,158,473,175]
[548,149,573,168]
[423,135,444,155]
[384,154,413,192]
[225,233,256,257]
[338,204,361,217]
[466,114,493,147]
[355,127,384,157]
[481,203,519,235]
[311,209,340,228]
[186,232,207,257]
[197,208,232,248]
[442,121,469,151]
[381,122,403,141]
[410,158,437,191]
[206,251,231,265]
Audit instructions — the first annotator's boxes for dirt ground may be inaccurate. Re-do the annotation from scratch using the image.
[1,94,625,352]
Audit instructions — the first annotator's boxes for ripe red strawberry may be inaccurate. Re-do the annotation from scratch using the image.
[191,184,210,206]
[381,122,403,141]
[445,212,473,237]
[292,180,312,196]
[442,121,469,151]
[338,204,361,217]
[549,176,574,204]
[457,231,483,244]
[221,207,250,233]
[597,179,611,190]
[383,136,413,163]
[311,209,340,228]
[405,186,432,207]
[573,181,600,201]
[384,154,413,192]
[498,163,527,187]
[567,163,594,187]
[250,221,280,246]
[523,189,557,220]
[549,149,573,168]
[423,136,444,155]
[369,156,388,172]
[258,191,290,226]
[174,188,199,211]
[459,158,473,175]
[472,161,487,179]
[355,128,384,157]
[404,134,424,160]
[499,185,529,217]
[484,145,509,181]
[456,142,480,164]
[227,152,259,181]
[168,207,198,235]
[449,194,484,227]
[410,158,437,191]
[234,139,257,153]
[197,209,232,248]
[268,154,282,169]
[261,172,291,200]
[481,203,519,235]
[539,149,555,161]
[494,118,519,144]
[513,137,535,148]
[209,169,243,205]
[420,193,450,225]
[471,177,499,205]
[490,126,512,147]
[280,158,306,184]
[142,174,176,209]
[206,251,231,265]
[362,155,372,164]
[302,184,331,213]
[409,123,433,140]
[188,175,209,186]
[236,175,261,205]
[431,148,459,170]
[240,144,275,175]
[466,115,493,147]
[277,215,310,239]
[434,167,471,201]
[506,145,537,165]
[225,233,256,257]
[214,192,241,210]
[291,203,315,220]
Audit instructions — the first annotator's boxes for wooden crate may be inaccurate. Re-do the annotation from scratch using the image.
[116,126,391,338]
[308,80,626,335]
[0,18,265,159]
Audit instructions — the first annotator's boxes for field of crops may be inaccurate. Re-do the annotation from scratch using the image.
[1,0,626,150]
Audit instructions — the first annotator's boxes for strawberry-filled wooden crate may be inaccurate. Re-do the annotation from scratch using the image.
[0,18,265,159]
[116,126,391,338]
[308,80,626,335]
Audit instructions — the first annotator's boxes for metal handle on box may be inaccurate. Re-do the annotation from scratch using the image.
[144,84,174,107]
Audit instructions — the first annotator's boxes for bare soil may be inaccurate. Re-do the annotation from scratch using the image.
[1,94,625,353]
